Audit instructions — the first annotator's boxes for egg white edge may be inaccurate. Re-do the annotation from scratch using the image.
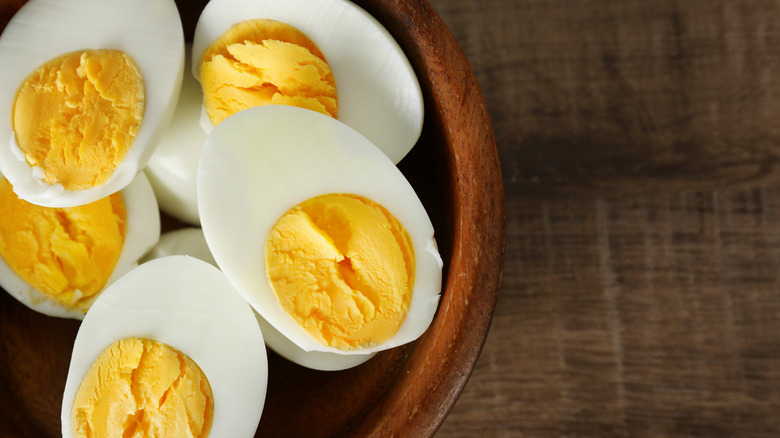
[0,172,160,320]
[0,0,184,208]
[255,312,376,371]
[198,105,442,356]
[144,226,376,370]
[60,255,268,438]
[190,0,424,164]
[141,227,217,266]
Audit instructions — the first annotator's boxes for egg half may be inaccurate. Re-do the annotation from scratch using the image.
[143,227,375,371]
[0,172,159,319]
[0,0,184,207]
[192,0,423,164]
[198,105,442,355]
[61,256,268,437]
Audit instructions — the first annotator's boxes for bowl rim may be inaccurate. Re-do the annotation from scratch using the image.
[348,0,506,435]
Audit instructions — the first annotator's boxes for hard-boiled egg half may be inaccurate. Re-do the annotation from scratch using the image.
[143,227,375,371]
[191,0,423,164]
[0,0,184,208]
[198,105,442,356]
[0,172,159,319]
[61,256,267,438]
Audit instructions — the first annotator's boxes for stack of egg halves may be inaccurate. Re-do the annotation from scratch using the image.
[0,0,442,436]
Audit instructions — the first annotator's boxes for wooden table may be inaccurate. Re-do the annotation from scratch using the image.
[432,0,780,436]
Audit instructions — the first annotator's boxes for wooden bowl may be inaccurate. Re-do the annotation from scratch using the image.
[0,0,505,436]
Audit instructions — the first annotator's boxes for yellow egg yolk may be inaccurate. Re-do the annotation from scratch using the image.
[12,49,144,191]
[265,194,415,350]
[199,19,337,126]
[70,338,214,438]
[0,178,126,311]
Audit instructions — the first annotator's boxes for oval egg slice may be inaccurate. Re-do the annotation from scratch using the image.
[60,255,267,437]
[0,172,159,319]
[143,227,375,370]
[0,0,184,207]
[192,0,423,164]
[198,105,442,355]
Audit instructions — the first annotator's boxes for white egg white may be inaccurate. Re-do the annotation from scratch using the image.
[142,227,217,266]
[192,0,423,164]
[60,256,268,438]
[143,226,375,371]
[145,44,206,226]
[0,0,184,208]
[254,312,376,371]
[198,105,442,356]
[0,172,160,320]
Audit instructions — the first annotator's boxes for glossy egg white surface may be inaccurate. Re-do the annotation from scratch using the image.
[254,312,376,371]
[60,256,268,438]
[0,172,160,320]
[192,0,423,164]
[145,45,206,226]
[198,105,442,355]
[0,0,184,208]
[142,227,217,267]
[143,227,375,371]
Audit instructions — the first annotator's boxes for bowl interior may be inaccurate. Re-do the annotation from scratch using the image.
[0,0,504,436]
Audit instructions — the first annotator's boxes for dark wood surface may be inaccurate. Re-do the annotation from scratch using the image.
[432,0,780,436]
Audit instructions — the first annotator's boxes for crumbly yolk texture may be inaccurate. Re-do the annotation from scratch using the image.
[0,178,125,311]
[12,49,144,191]
[199,19,337,126]
[265,194,415,350]
[71,338,214,438]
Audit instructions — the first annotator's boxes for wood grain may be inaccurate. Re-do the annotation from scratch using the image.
[433,0,780,197]
[431,0,780,436]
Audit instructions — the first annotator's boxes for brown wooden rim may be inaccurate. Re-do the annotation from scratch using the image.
[349,0,506,435]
